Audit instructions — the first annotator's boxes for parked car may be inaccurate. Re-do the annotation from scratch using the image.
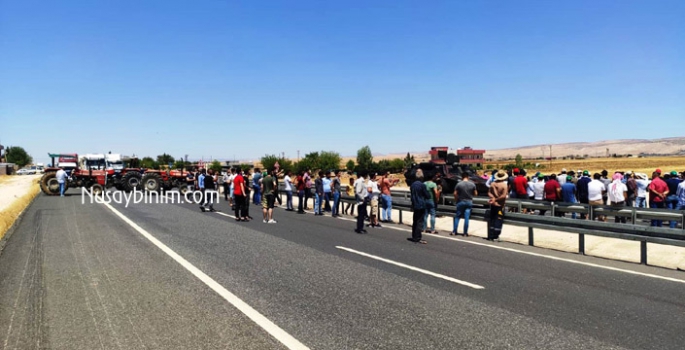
[16,168,30,175]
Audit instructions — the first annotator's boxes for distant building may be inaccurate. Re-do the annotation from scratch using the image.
[457,146,485,168]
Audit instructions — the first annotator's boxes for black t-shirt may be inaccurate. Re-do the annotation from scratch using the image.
[204,175,215,189]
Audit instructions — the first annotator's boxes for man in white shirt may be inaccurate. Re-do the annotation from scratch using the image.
[635,173,650,208]
[284,171,294,211]
[588,173,607,221]
[608,173,628,223]
[354,172,369,234]
[56,168,69,197]
[367,173,382,228]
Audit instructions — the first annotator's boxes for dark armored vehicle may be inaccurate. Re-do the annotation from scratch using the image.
[404,147,489,197]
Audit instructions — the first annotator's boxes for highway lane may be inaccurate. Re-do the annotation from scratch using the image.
[1,192,684,349]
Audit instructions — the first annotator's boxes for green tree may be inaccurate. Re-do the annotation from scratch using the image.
[403,152,415,168]
[356,146,373,171]
[389,158,405,173]
[318,151,341,172]
[294,151,319,174]
[157,153,175,166]
[515,154,523,168]
[173,160,189,170]
[261,154,294,174]
[140,157,159,169]
[209,160,223,173]
[5,146,32,168]
[345,159,355,171]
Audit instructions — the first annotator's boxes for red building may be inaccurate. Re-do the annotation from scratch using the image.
[457,147,485,167]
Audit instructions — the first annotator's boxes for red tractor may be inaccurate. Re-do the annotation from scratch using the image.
[40,153,114,196]
[140,169,192,194]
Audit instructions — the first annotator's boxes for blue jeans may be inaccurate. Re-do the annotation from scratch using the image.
[650,201,664,227]
[314,192,322,214]
[253,185,261,205]
[423,200,436,231]
[332,192,340,216]
[454,200,473,234]
[381,194,392,221]
[636,197,646,208]
[323,192,331,211]
[286,190,293,210]
[59,182,66,196]
[666,195,680,228]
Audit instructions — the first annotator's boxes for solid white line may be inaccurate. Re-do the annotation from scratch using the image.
[335,246,485,289]
[292,209,685,285]
[102,202,310,350]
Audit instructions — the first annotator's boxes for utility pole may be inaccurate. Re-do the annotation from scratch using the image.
[549,145,552,170]
[297,150,300,161]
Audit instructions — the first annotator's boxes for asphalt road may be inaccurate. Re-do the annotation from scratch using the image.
[1,191,685,349]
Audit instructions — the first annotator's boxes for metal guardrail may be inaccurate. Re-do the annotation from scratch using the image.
[278,184,685,266]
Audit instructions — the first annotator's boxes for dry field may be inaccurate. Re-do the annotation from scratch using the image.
[0,176,40,240]
[488,156,685,176]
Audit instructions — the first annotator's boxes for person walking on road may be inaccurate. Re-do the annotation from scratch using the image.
[487,170,508,241]
[200,169,217,212]
[56,168,68,197]
[354,172,369,234]
[452,173,477,236]
[233,169,249,221]
[261,169,277,223]
[408,169,430,244]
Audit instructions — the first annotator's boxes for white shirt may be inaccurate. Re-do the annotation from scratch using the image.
[588,180,606,202]
[608,181,627,203]
[368,180,380,200]
[284,175,292,191]
[558,175,567,185]
[56,169,68,184]
[354,178,368,203]
[636,179,650,198]
[532,181,545,200]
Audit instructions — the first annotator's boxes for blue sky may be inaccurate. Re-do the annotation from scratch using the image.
[1,0,683,165]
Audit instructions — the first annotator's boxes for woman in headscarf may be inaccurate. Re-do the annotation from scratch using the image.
[608,172,628,223]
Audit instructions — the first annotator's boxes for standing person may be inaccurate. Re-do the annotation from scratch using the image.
[197,169,206,211]
[283,170,294,211]
[543,174,562,217]
[322,172,332,212]
[228,168,236,209]
[607,172,628,223]
[452,173,477,236]
[577,170,592,219]
[625,171,637,208]
[600,170,611,204]
[233,169,248,221]
[252,168,262,206]
[261,169,277,223]
[558,169,568,185]
[648,171,669,227]
[561,175,578,219]
[380,171,400,223]
[314,171,324,215]
[221,170,230,201]
[487,170,508,241]
[676,174,685,213]
[367,173,381,228]
[423,173,439,234]
[408,169,429,244]
[303,169,312,210]
[296,171,306,214]
[665,171,682,228]
[344,176,355,215]
[331,171,342,217]
[635,173,650,208]
[56,168,69,197]
[186,169,195,192]
[201,169,217,212]
[512,168,529,213]
[531,173,545,214]
[588,173,607,221]
[354,172,369,234]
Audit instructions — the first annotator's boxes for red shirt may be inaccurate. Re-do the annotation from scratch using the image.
[543,179,561,201]
[648,177,668,203]
[514,175,528,195]
[296,175,305,191]
[233,174,245,196]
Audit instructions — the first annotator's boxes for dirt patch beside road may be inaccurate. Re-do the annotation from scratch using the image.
[0,175,41,239]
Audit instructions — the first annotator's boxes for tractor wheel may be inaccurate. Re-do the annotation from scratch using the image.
[142,173,162,192]
[122,172,142,192]
[40,172,61,196]
[114,183,124,191]
[178,184,189,195]
[90,184,104,196]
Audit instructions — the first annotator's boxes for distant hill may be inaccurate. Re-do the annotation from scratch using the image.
[485,137,685,160]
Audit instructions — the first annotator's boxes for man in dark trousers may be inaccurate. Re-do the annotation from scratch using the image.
[487,170,509,241]
[200,169,216,212]
[408,169,430,244]
[354,171,369,233]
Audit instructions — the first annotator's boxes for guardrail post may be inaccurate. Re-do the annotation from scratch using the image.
[579,233,585,255]
[631,207,637,225]
[528,227,534,246]
[551,203,555,217]
[589,205,594,221]
[399,210,403,224]
[640,241,648,265]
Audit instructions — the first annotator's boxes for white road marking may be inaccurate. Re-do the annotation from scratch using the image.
[336,246,485,289]
[277,207,685,285]
[102,202,310,350]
